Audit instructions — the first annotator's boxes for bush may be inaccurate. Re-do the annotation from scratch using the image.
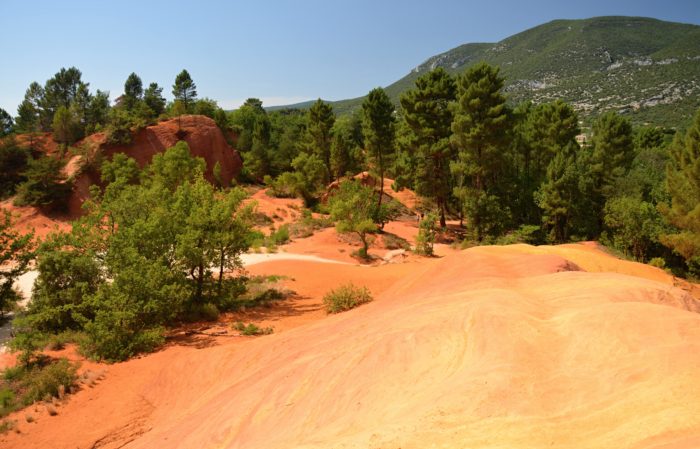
[20,358,77,405]
[266,172,299,198]
[14,156,71,209]
[322,283,373,313]
[105,108,134,145]
[495,224,543,245]
[382,233,410,250]
[84,316,165,362]
[233,322,274,336]
[269,225,290,245]
[415,211,438,256]
[0,136,30,199]
[289,211,333,238]
[183,302,220,322]
[649,257,666,269]
[1,358,78,412]
[0,388,15,416]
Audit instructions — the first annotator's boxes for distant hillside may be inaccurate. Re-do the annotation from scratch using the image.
[281,17,700,127]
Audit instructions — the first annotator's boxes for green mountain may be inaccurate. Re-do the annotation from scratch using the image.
[281,17,700,128]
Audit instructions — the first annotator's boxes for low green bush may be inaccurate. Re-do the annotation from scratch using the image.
[1,357,78,415]
[322,283,373,313]
[233,322,274,336]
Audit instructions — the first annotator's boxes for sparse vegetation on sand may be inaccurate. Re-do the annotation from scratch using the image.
[323,283,373,314]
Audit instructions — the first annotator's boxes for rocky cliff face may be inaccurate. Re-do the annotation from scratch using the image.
[68,115,242,216]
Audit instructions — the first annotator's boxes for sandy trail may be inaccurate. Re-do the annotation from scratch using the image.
[2,243,700,449]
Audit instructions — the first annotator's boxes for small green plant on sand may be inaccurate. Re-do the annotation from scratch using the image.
[322,283,373,313]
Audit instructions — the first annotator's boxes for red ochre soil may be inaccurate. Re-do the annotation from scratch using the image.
[2,115,242,233]
[2,215,700,449]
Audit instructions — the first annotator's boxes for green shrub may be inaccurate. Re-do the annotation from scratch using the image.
[322,283,373,313]
[233,322,274,336]
[270,225,290,245]
[84,318,165,362]
[382,232,410,250]
[267,172,299,198]
[183,302,220,322]
[20,358,77,405]
[2,358,78,412]
[649,257,666,269]
[289,211,333,238]
[0,388,15,416]
[415,211,438,256]
[495,224,543,245]
[14,156,72,209]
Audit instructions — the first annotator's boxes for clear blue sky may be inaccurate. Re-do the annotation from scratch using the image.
[1,0,699,113]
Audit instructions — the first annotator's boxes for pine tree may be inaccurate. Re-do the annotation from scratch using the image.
[172,69,197,112]
[144,83,166,117]
[590,112,634,205]
[400,67,456,227]
[361,88,396,213]
[451,63,510,240]
[659,109,700,273]
[306,99,335,182]
[0,109,13,137]
[514,100,580,224]
[52,105,80,147]
[535,143,580,242]
[0,209,34,316]
[123,72,144,110]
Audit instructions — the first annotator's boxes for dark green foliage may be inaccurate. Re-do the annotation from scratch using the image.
[172,69,197,112]
[451,63,511,240]
[535,144,585,242]
[306,99,335,182]
[267,153,326,206]
[512,100,580,224]
[233,322,274,336]
[0,109,13,137]
[143,83,166,117]
[13,143,254,361]
[604,196,665,260]
[1,358,77,413]
[0,136,30,198]
[362,88,396,214]
[41,67,85,129]
[400,68,456,227]
[52,106,81,146]
[330,114,363,179]
[322,283,373,313]
[15,68,112,139]
[123,72,143,110]
[16,82,44,134]
[329,180,378,258]
[590,112,635,201]
[0,210,34,317]
[659,110,700,273]
[415,211,438,256]
[24,233,102,332]
[193,98,219,118]
[15,156,71,209]
[85,90,111,134]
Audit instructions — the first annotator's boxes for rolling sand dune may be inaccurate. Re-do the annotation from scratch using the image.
[3,244,700,449]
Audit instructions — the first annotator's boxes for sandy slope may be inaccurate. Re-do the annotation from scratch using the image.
[3,244,700,449]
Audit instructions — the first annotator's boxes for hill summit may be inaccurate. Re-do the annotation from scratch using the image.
[289,16,700,127]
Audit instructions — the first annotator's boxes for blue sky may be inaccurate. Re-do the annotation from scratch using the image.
[1,0,699,113]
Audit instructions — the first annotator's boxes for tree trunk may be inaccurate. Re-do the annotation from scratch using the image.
[218,248,225,296]
[196,261,204,302]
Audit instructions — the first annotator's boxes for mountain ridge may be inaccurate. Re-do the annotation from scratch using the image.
[273,16,700,127]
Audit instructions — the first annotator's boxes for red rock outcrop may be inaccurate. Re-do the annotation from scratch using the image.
[68,115,242,216]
